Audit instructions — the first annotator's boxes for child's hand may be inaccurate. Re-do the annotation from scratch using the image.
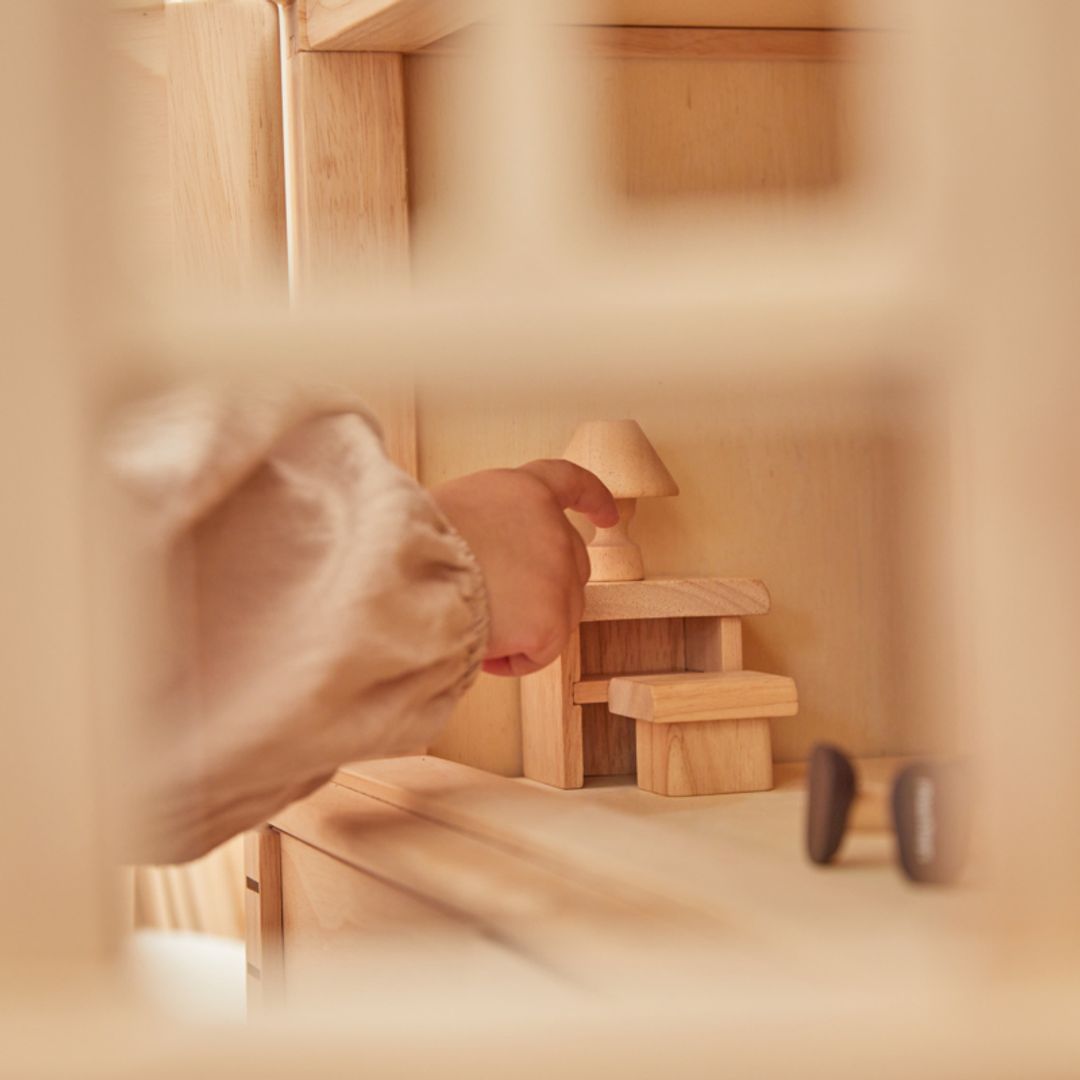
[431,461,618,677]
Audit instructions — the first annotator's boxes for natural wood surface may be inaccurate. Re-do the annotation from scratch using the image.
[636,716,774,795]
[243,827,284,1011]
[287,48,417,475]
[583,577,770,622]
[166,0,287,295]
[579,617,684,776]
[299,0,890,53]
[520,630,583,788]
[422,25,862,60]
[288,50,410,296]
[317,755,976,967]
[278,832,561,1002]
[564,419,679,581]
[298,0,489,52]
[609,670,798,724]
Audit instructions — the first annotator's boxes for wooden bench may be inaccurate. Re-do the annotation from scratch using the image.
[608,671,798,796]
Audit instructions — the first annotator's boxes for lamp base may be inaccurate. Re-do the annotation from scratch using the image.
[586,499,644,581]
[586,542,644,582]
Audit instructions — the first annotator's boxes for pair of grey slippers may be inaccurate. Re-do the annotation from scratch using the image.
[806,743,971,885]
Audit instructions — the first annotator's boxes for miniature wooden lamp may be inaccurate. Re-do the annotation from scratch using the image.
[563,419,679,581]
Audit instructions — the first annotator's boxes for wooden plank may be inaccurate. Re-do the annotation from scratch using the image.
[166,0,287,295]
[580,618,684,777]
[609,671,798,723]
[423,25,862,61]
[573,676,613,706]
[583,578,769,622]
[274,781,660,921]
[636,718,774,795]
[300,0,489,52]
[520,630,583,788]
[300,0,892,52]
[243,827,284,1012]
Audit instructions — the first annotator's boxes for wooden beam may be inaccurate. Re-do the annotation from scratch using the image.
[299,0,891,53]
[299,0,488,53]
[609,671,798,724]
[520,630,583,789]
[422,25,863,61]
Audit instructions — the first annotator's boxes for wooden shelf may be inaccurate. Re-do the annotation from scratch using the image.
[310,754,981,990]
[296,0,893,53]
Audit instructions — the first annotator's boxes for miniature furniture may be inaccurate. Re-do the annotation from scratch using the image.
[520,576,799,795]
[563,419,679,582]
[610,670,797,795]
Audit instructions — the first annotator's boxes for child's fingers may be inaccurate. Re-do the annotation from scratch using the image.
[519,459,619,528]
[483,654,543,678]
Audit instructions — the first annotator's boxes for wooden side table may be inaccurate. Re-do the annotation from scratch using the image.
[521,576,798,794]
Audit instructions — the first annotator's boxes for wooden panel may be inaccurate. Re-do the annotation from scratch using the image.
[166,0,287,294]
[288,49,417,475]
[289,50,410,295]
[424,25,862,61]
[636,718,773,795]
[596,53,847,203]
[520,629,582,788]
[583,578,770,622]
[580,618,684,777]
[300,0,891,52]
[609,670,798,723]
[299,0,489,52]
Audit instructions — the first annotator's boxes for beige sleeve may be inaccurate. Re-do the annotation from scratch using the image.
[108,384,488,863]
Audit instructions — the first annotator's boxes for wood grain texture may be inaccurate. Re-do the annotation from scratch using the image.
[243,827,284,1012]
[299,0,489,52]
[289,50,410,295]
[520,629,582,788]
[287,49,417,475]
[300,0,891,52]
[579,618,684,777]
[166,0,287,295]
[583,578,770,622]
[609,670,798,723]
[424,25,862,61]
[636,717,774,795]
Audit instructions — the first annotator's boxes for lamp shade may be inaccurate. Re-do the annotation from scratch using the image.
[563,419,679,499]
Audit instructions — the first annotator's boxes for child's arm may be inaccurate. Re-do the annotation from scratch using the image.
[108,385,613,862]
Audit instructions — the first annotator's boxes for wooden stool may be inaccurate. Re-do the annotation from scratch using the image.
[608,671,798,796]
